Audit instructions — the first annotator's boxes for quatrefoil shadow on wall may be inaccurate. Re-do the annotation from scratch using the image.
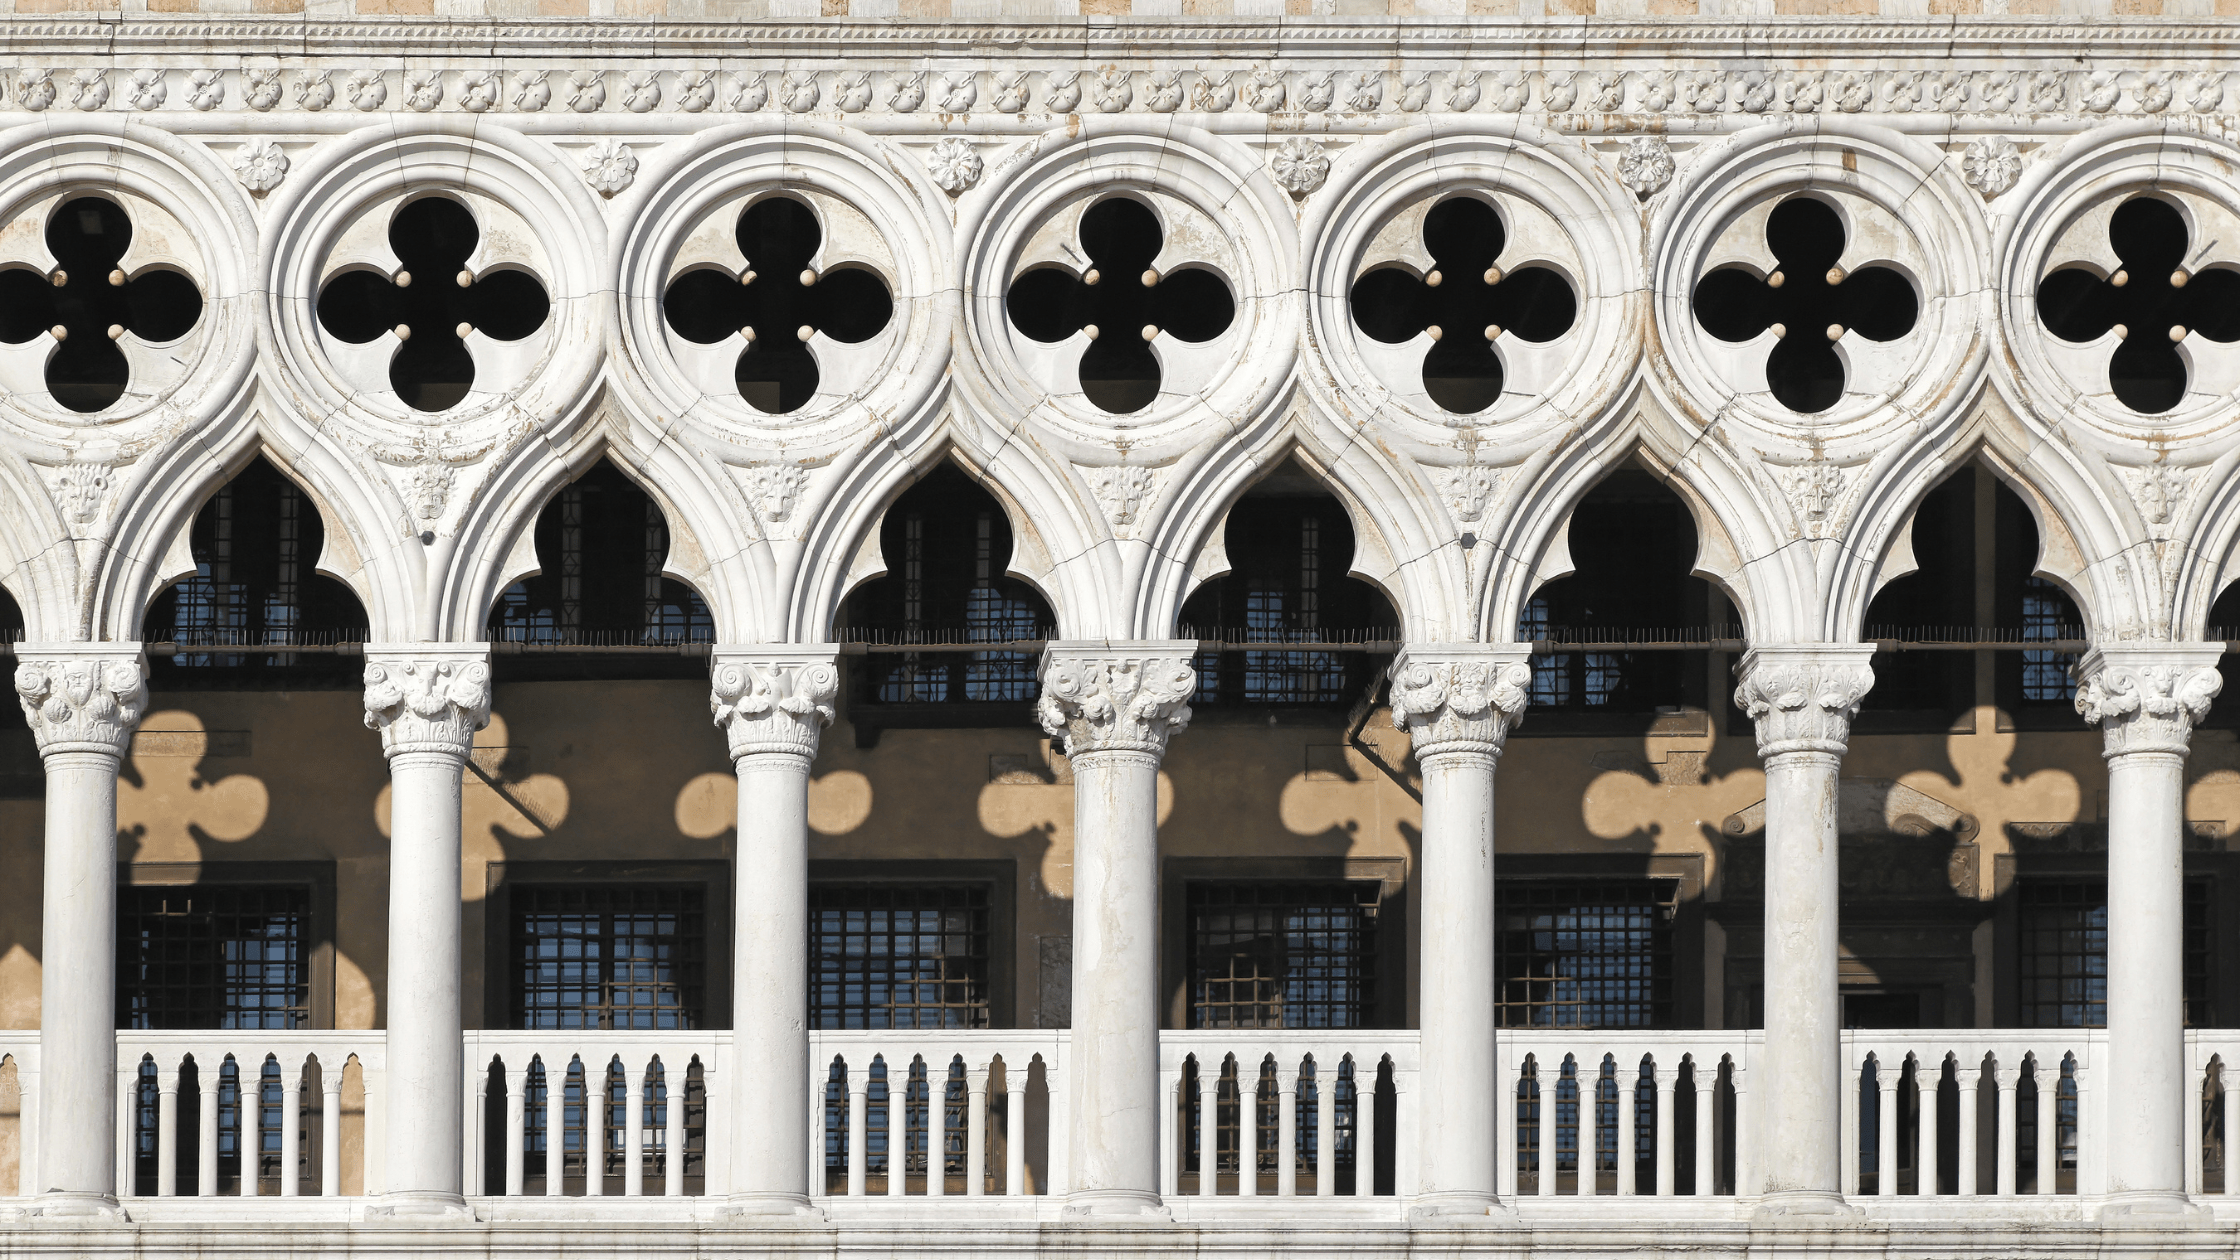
[0,195,203,414]
[2036,197,2240,416]
[663,197,893,414]
[1004,197,1236,416]
[1348,197,1577,415]
[1691,195,1921,415]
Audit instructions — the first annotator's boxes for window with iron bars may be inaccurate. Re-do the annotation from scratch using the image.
[118,885,310,1030]
[2017,877,2212,1027]
[511,885,707,1031]
[2019,577,2079,703]
[1186,882,1380,1030]
[1496,879,1678,1029]
[809,883,992,1030]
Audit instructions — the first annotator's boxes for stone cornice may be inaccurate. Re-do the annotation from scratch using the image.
[1036,641,1196,759]
[1388,643,1532,762]
[710,648,839,764]
[1733,644,1876,760]
[362,644,492,761]
[2073,643,2224,759]
[12,643,147,761]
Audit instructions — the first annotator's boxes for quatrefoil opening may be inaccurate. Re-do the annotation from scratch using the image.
[1691,197,1919,415]
[316,197,551,413]
[1004,197,1235,415]
[0,196,202,413]
[1348,197,1578,415]
[662,197,894,415]
[2036,196,2240,416]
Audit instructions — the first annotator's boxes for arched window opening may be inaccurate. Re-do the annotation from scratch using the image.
[1516,468,1725,730]
[1860,464,2083,733]
[2199,584,2240,730]
[1176,461,1399,711]
[834,463,1057,739]
[0,196,203,413]
[487,459,713,681]
[141,457,368,687]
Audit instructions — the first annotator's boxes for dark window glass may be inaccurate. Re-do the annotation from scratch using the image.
[1518,471,1716,714]
[118,885,310,1030]
[809,883,992,1030]
[836,465,1054,711]
[141,457,368,684]
[1186,882,1380,1029]
[1496,879,1676,1029]
[2017,877,2212,1027]
[512,885,706,1030]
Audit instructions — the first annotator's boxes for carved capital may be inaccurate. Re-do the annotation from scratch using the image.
[2073,645,2223,758]
[13,646,147,761]
[710,649,839,764]
[1387,644,1532,761]
[362,645,492,760]
[1035,642,1196,758]
[1732,646,1875,758]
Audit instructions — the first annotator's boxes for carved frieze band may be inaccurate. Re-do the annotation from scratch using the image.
[1036,642,1196,759]
[1732,646,1876,759]
[13,647,148,761]
[711,649,840,764]
[2073,645,2224,758]
[1388,644,1532,763]
[362,647,494,760]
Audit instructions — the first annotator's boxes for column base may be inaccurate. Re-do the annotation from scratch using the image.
[2097,1192,2215,1226]
[1060,1189,1171,1221]
[1407,1192,1516,1223]
[1750,1190,1861,1222]
[718,1193,827,1222]
[366,1191,477,1221]
[28,1192,127,1221]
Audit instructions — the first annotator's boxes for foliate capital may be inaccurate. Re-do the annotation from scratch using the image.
[1733,645,1876,758]
[1036,642,1196,758]
[2073,644,2223,758]
[1387,644,1532,760]
[711,649,840,763]
[13,645,147,760]
[362,645,492,760]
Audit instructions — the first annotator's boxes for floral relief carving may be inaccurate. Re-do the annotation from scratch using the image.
[939,72,976,113]
[1388,648,1533,760]
[18,70,55,112]
[1044,70,1082,112]
[711,652,839,762]
[834,72,872,113]
[296,70,335,111]
[889,71,925,113]
[677,70,717,113]
[1444,70,1481,112]
[992,71,1029,113]
[2194,71,2227,112]
[15,653,148,759]
[1093,68,1132,112]
[582,138,638,197]
[927,137,983,195]
[126,69,165,111]
[1492,70,1529,112]
[1270,137,1331,196]
[72,69,108,111]
[1617,137,1675,195]
[1962,137,2021,198]
[513,69,552,111]
[567,69,605,112]
[1542,70,1578,112]
[732,72,770,112]
[405,70,443,112]
[188,69,225,111]
[1037,649,1197,759]
[233,139,289,194]
[1243,67,1285,112]
[362,654,492,759]
[783,71,820,112]
[244,68,281,111]
[1344,70,1383,112]
[460,71,499,113]
[346,69,385,111]
[1192,71,1234,112]
[1298,71,1336,112]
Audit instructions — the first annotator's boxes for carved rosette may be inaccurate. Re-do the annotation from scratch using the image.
[1387,645,1532,762]
[2073,646,2224,758]
[13,648,148,760]
[711,650,840,763]
[1035,644,1197,759]
[1732,647,1876,758]
[362,649,493,759]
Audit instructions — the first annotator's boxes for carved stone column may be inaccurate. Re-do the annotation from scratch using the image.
[362,645,490,1218]
[710,649,838,1217]
[1037,642,1196,1217]
[1388,644,1531,1217]
[1732,645,1874,1216]
[15,647,145,1216]
[2075,645,2222,1217]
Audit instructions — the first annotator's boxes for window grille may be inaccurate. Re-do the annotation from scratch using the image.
[1496,879,1677,1029]
[2018,877,2213,1027]
[118,885,310,1030]
[511,886,706,1030]
[488,460,714,653]
[809,884,992,1030]
[2020,577,2078,703]
[1186,882,1380,1030]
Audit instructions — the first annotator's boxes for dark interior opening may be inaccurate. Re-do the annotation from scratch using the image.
[1176,459,1398,712]
[2036,196,2240,416]
[487,459,713,681]
[0,196,203,413]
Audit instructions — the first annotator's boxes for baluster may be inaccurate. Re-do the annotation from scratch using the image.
[504,1064,528,1196]
[928,1059,949,1198]
[1994,1064,2020,1196]
[156,1062,180,1197]
[1692,1060,1716,1196]
[1276,1062,1300,1197]
[1537,1060,1557,1197]
[1238,1057,1259,1198]
[1198,1057,1219,1197]
[886,1058,908,1198]
[322,1060,344,1198]
[624,1061,646,1197]
[1917,1056,1940,1197]
[2190,1058,2208,1195]
[1616,1058,1636,1196]
[847,1059,868,1197]
[2226,1057,2240,1198]
[812,1061,830,1198]
[2035,1057,2056,1195]
[282,1058,304,1197]
[664,1058,687,1197]
[1159,1059,1178,1201]
[585,1056,608,1197]
[544,1057,566,1198]
[1878,1055,1899,1197]
[1729,1064,1751,1197]
[1654,1060,1675,1196]
[1843,1055,1862,1196]
[968,1060,992,1196]
[1006,1060,1027,1197]
[199,1058,220,1198]
[1316,1059,1336,1199]
[1956,1062,1979,1197]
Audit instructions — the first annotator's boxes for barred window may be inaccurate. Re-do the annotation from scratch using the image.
[2019,577,2079,703]
[118,885,310,1030]
[511,886,707,1030]
[1497,879,1677,1029]
[2019,877,2213,1027]
[1186,882,1380,1029]
[810,883,992,1030]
